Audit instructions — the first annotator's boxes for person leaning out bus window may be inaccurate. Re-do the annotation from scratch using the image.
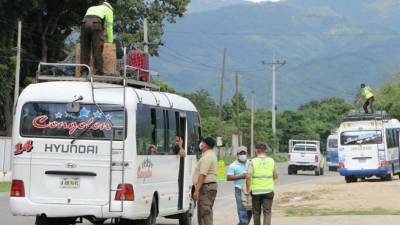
[174,136,186,157]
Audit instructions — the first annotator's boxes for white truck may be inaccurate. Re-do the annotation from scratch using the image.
[288,140,325,176]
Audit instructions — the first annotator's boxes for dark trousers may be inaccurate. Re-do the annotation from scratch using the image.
[198,183,218,225]
[363,96,375,114]
[251,192,274,225]
[80,16,104,75]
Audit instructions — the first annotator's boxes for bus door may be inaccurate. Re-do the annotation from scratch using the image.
[176,112,186,210]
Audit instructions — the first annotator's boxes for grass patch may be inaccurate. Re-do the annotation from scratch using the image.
[0,182,11,193]
[286,208,400,217]
[270,153,288,163]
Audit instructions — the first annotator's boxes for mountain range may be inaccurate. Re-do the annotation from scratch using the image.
[151,0,400,109]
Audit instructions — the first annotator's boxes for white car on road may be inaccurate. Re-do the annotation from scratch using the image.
[288,140,325,176]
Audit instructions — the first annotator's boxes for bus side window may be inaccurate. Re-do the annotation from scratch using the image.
[194,112,202,159]
[151,108,166,154]
[186,111,201,158]
[136,104,152,155]
[166,110,177,155]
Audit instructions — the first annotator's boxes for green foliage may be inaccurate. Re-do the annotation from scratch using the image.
[231,92,247,115]
[153,79,177,93]
[376,82,400,119]
[183,89,218,118]
[0,0,190,134]
[115,0,189,55]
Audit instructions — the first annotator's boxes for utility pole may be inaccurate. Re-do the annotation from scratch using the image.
[235,72,241,146]
[250,91,255,157]
[13,20,22,111]
[262,56,286,153]
[218,48,227,121]
[143,17,149,54]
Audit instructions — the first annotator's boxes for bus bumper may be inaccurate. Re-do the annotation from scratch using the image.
[339,167,389,177]
[9,197,148,219]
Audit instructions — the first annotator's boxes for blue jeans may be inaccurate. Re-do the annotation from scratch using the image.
[235,187,252,225]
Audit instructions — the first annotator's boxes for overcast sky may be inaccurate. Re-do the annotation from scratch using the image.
[245,0,280,2]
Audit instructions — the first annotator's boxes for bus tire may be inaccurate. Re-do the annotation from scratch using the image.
[35,215,77,225]
[345,176,356,183]
[381,174,392,181]
[137,198,157,225]
[178,210,193,225]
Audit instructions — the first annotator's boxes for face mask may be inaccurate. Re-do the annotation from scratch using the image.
[199,143,204,151]
[238,155,247,162]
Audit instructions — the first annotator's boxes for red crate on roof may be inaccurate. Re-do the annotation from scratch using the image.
[126,50,149,82]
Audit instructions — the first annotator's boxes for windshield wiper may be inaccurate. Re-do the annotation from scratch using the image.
[70,117,102,144]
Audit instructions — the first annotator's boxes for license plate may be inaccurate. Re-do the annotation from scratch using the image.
[60,177,80,189]
[358,159,366,163]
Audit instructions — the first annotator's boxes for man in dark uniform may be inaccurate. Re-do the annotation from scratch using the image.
[80,1,114,75]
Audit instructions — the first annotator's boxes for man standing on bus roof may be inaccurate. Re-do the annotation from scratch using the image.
[192,137,218,225]
[357,83,375,114]
[227,146,252,225]
[80,1,114,76]
[246,143,278,225]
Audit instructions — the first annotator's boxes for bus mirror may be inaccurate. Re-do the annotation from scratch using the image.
[66,102,80,113]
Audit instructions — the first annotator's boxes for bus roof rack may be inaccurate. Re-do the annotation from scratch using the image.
[343,111,389,122]
[36,62,160,91]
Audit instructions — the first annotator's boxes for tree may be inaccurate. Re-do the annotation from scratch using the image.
[114,0,189,55]
[231,92,247,115]
[0,0,191,135]
[183,89,218,118]
[376,82,400,119]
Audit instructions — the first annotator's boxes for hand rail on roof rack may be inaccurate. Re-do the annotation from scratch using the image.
[343,112,389,122]
[35,62,161,90]
[36,62,91,80]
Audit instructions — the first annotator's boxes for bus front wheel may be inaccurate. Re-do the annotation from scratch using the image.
[345,176,357,183]
[381,174,392,181]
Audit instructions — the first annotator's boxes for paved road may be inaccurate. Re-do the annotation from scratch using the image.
[0,163,337,225]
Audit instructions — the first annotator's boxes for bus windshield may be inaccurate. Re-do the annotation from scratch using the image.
[340,130,382,145]
[20,102,125,140]
[328,139,338,148]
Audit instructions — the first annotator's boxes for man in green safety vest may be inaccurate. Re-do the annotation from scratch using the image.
[246,143,278,225]
[357,83,375,114]
[80,1,114,75]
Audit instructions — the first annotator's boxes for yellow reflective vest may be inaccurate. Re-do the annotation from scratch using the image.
[85,4,113,43]
[361,86,374,99]
[251,156,275,195]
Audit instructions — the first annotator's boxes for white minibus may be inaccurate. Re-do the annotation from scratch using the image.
[338,113,400,183]
[10,79,201,225]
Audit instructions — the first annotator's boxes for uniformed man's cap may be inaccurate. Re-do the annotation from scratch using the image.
[201,137,216,149]
[255,143,268,150]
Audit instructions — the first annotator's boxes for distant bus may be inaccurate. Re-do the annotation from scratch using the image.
[10,80,200,225]
[338,113,400,183]
[326,134,338,171]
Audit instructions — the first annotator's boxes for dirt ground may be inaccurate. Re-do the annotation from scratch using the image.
[271,175,400,225]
